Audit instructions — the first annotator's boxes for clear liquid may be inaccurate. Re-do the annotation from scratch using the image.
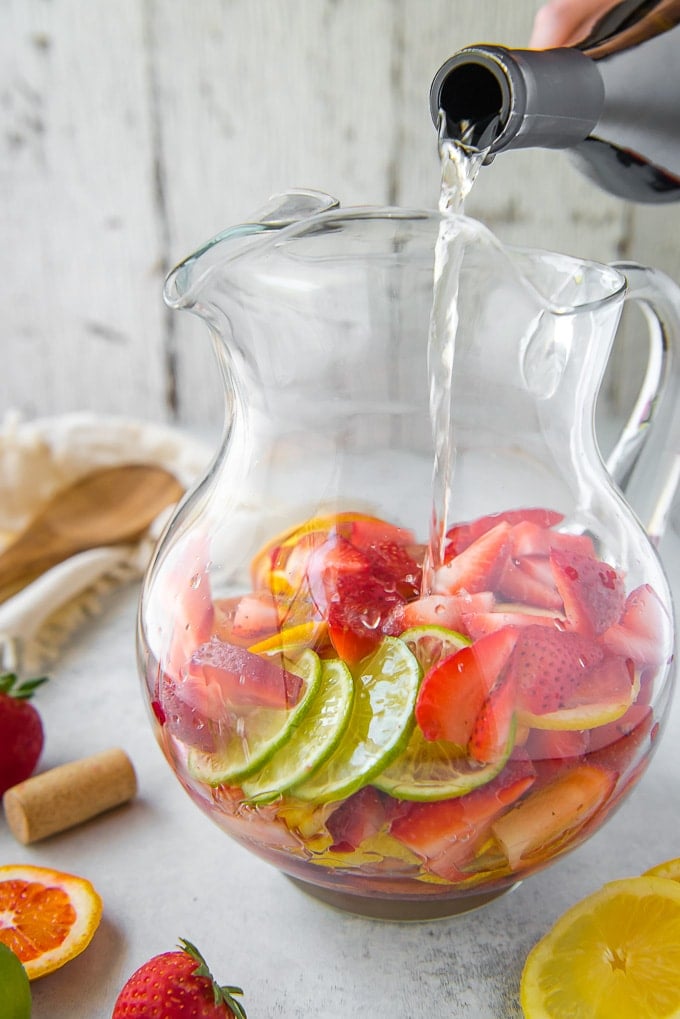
[425,124,490,587]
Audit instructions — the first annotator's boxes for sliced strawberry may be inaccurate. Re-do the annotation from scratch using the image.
[326,787,397,850]
[435,521,512,594]
[415,626,519,744]
[496,556,563,611]
[468,669,518,765]
[445,508,563,556]
[602,583,672,667]
[550,549,626,635]
[393,591,495,634]
[306,535,372,615]
[327,571,405,664]
[342,516,416,550]
[390,758,535,876]
[185,636,303,710]
[509,521,595,559]
[462,609,560,640]
[364,539,423,600]
[508,625,604,716]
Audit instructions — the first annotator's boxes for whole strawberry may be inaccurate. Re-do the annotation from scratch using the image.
[0,672,47,797]
[112,939,247,1018]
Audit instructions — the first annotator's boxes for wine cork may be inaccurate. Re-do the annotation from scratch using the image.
[3,747,137,845]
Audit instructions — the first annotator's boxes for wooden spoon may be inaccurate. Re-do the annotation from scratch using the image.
[0,464,184,604]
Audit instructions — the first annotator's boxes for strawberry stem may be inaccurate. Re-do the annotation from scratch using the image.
[178,938,247,1018]
[0,672,48,700]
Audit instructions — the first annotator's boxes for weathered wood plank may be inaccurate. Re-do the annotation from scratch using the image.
[0,0,168,421]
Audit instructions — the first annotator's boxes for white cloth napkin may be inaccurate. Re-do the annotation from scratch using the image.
[0,412,211,675]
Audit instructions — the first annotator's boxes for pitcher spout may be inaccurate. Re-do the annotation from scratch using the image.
[163,190,340,311]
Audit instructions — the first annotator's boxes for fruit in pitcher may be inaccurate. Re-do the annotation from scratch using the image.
[491,764,616,870]
[292,637,421,802]
[444,508,563,556]
[415,626,519,744]
[602,583,672,667]
[468,667,518,764]
[435,521,512,593]
[157,504,670,896]
[550,548,625,635]
[187,649,321,785]
[389,758,535,878]
[0,673,47,797]
[112,938,246,1019]
[509,626,604,716]
[241,657,354,802]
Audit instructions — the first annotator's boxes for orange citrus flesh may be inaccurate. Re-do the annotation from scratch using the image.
[0,864,103,980]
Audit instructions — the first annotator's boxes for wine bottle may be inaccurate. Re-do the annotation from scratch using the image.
[430,0,680,202]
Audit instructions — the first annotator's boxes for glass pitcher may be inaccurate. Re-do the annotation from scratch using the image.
[138,191,679,920]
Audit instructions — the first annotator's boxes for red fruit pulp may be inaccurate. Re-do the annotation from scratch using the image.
[415,626,519,743]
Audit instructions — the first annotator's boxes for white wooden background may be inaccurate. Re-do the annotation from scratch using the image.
[2,0,680,430]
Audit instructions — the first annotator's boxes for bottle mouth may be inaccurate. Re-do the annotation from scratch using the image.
[430,51,511,151]
[430,49,514,153]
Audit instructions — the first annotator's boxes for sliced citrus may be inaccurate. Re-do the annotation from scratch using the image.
[399,624,470,673]
[291,636,421,803]
[374,725,509,801]
[520,876,680,1019]
[188,648,321,786]
[0,864,103,980]
[518,661,639,732]
[248,620,327,655]
[241,658,355,803]
[643,857,680,882]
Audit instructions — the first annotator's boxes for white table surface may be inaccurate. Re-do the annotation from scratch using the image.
[2,571,679,1019]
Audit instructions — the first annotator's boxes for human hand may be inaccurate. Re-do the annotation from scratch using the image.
[529,0,623,47]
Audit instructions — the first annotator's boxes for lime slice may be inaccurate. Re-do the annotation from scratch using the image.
[399,624,470,673]
[373,725,509,801]
[188,648,321,786]
[0,944,31,1019]
[291,636,421,804]
[241,658,355,803]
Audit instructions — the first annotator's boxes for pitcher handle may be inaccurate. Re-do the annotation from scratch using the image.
[606,261,680,545]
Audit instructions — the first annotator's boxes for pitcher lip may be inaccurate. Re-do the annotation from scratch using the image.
[163,204,628,314]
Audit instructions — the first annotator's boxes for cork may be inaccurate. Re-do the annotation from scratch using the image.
[3,747,137,845]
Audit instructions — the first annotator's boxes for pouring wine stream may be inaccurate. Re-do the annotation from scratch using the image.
[424,116,492,590]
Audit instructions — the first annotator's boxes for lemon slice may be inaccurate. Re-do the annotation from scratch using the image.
[188,648,321,786]
[292,636,421,803]
[399,624,470,673]
[643,857,680,882]
[520,876,680,1019]
[374,725,508,801]
[0,865,102,981]
[241,658,354,803]
[248,620,327,655]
